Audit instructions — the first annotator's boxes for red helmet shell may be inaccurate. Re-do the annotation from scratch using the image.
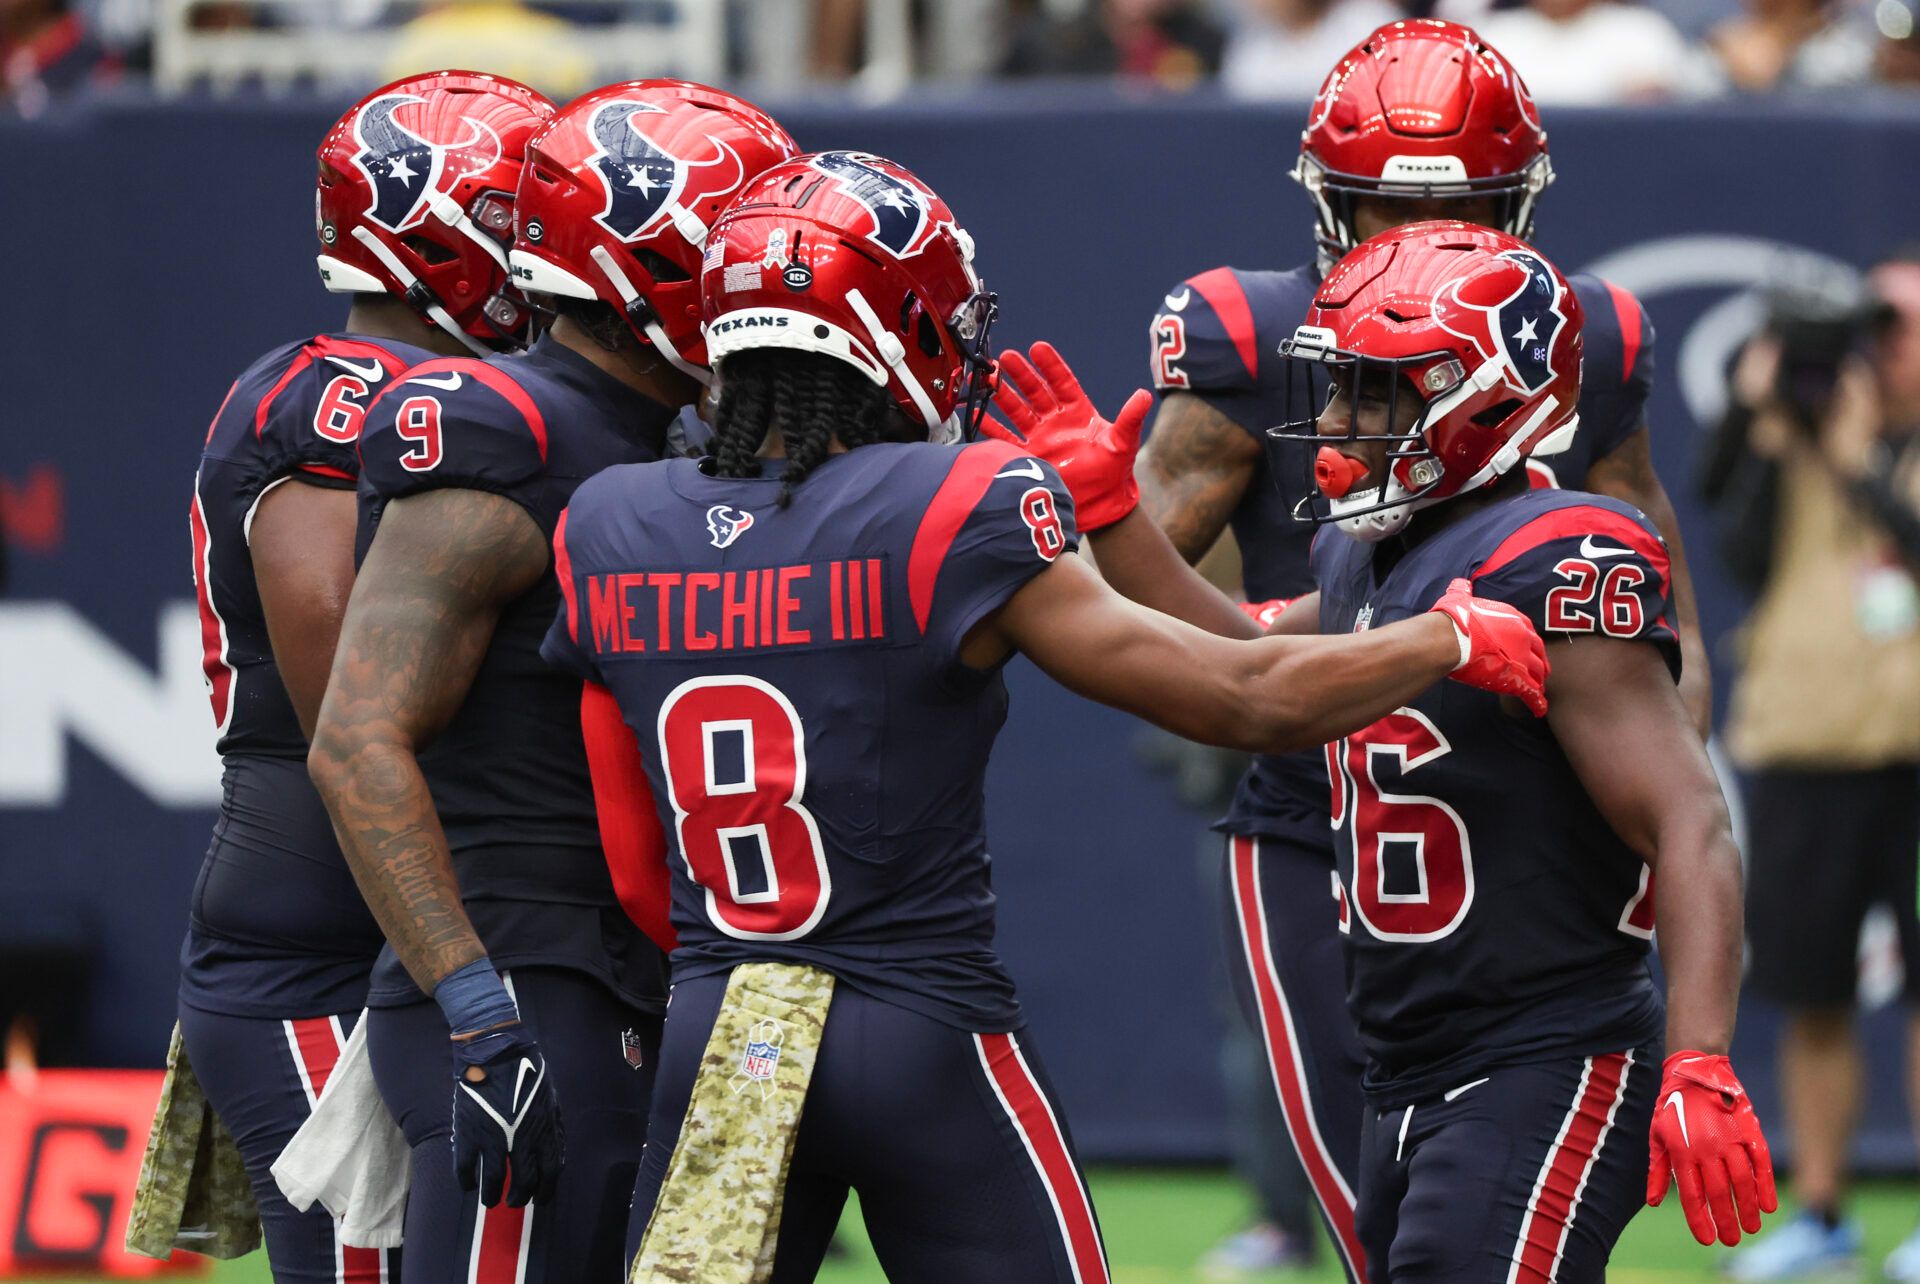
[1302,220,1583,506]
[701,152,995,439]
[1296,21,1552,254]
[316,71,554,352]
[508,80,798,380]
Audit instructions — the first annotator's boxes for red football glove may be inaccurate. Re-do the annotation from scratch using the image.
[983,341,1152,532]
[1648,1051,1778,1247]
[1428,579,1550,717]
[1240,598,1296,631]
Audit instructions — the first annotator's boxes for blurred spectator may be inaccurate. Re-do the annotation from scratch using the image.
[1217,0,1400,99]
[1476,0,1693,101]
[1699,259,1920,1280]
[383,0,594,98]
[2,0,112,116]
[1876,0,1920,82]
[1692,0,1876,91]
[1001,0,1225,87]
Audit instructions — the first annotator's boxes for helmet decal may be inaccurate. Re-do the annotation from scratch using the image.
[808,152,932,258]
[1437,249,1568,396]
[351,93,503,233]
[588,99,744,242]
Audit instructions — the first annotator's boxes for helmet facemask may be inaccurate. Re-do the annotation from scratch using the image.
[1293,152,1555,270]
[1271,332,1465,542]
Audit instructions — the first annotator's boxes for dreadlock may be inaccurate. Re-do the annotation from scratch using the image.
[708,349,899,505]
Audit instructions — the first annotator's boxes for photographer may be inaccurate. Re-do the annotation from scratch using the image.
[1703,256,1920,1280]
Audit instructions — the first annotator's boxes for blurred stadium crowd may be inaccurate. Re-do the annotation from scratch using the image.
[5,0,1920,117]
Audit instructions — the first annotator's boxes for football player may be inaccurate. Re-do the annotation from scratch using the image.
[304,81,797,1284]
[995,222,1774,1279]
[541,153,1552,1283]
[175,71,553,1283]
[1116,20,1710,1275]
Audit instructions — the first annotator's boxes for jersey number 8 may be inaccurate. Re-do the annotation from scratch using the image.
[657,675,832,941]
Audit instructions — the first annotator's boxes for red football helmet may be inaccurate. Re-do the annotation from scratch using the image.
[1272,221,1584,541]
[316,71,554,355]
[508,80,799,383]
[1295,20,1553,259]
[700,151,997,441]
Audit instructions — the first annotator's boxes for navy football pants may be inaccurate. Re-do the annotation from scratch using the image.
[1223,832,1369,1281]
[1357,1040,1658,1282]
[177,1002,399,1284]
[628,973,1110,1283]
[367,967,659,1284]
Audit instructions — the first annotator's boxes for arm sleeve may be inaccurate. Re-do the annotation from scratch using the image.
[580,680,678,954]
[359,359,554,533]
[1470,504,1681,679]
[916,441,1080,669]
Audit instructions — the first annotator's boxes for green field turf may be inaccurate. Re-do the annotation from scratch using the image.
[53,1171,1920,1282]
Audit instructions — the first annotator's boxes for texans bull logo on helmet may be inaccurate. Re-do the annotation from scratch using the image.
[351,93,503,233]
[588,99,744,242]
[809,152,935,258]
[1435,249,1568,396]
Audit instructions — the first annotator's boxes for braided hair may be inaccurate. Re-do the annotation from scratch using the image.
[708,349,900,505]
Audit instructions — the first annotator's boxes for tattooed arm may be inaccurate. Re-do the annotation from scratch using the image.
[1134,392,1262,564]
[307,488,549,992]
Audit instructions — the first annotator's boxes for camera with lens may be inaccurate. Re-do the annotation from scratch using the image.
[1765,281,1892,430]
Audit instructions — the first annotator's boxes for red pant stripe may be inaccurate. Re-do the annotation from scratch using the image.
[1507,1050,1633,1283]
[1229,835,1366,1281]
[974,1032,1110,1284]
[467,1202,531,1284]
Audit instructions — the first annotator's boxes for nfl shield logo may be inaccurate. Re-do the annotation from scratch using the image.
[621,1027,646,1070]
[1354,604,1375,632]
[742,1040,779,1081]
[730,1016,786,1099]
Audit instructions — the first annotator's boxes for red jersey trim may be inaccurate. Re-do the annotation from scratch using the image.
[552,507,579,644]
[1470,505,1671,595]
[203,377,240,447]
[314,333,412,377]
[253,345,317,440]
[297,463,355,482]
[1188,267,1261,383]
[1602,280,1643,386]
[907,440,1026,634]
[580,681,678,953]
[375,357,550,463]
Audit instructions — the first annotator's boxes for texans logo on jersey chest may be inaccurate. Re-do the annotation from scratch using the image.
[1436,249,1568,396]
[588,99,744,243]
[808,152,933,258]
[706,504,755,548]
[351,93,502,234]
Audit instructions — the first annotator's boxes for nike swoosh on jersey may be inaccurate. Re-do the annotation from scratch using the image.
[1579,534,1636,559]
[995,460,1045,481]
[1663,1090,1690,1145]
[1163,287,1191,313]
[325,355,386,381]
[411,372,464,391]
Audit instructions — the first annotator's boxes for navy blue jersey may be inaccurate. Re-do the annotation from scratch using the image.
[193,333,435,759]
[355,334,679,1009]
[183,333,434,1018]
[1148,262,1658,841]
[1309,488,1677,1105]
[542,440,1079,1032]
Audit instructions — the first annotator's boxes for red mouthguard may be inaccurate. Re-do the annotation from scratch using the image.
[1314,447,1372,500]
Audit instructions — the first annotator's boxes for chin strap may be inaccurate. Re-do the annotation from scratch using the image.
[846,287,948,440]
[351,226,493,358]
[588,246,712,387]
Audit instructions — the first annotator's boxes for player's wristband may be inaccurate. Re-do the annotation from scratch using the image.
[435,958,518,1042]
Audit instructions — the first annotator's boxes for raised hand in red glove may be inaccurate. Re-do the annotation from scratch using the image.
[1427,579,1550,717]
[1648,1051,1777,1247]
[1240,598,1296,631]
[983,341,1153,532]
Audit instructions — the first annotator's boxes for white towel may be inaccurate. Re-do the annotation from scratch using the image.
[271,1011,410,1249]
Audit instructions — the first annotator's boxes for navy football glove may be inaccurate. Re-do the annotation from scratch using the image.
[451,1019,564,1208]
